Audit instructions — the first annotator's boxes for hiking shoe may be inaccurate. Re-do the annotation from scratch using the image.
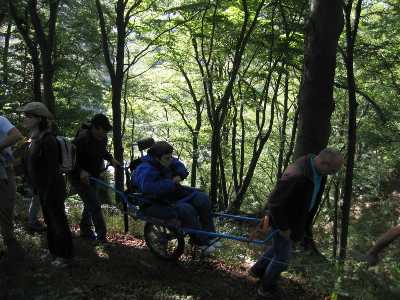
[199,244,216,256]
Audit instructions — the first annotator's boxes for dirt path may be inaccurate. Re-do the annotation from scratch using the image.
[1,232,319,300]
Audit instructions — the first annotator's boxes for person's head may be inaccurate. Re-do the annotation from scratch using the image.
[90,113,112,141]
[148,141,174,167]
[17,102,53,131]
[314,148,344,175]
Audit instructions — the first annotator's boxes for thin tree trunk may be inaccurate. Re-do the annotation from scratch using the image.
[339,0,363,262]
[277,72,289,179]
[333,179,340,259]
[28,0,59,113]
[96,0,126,231]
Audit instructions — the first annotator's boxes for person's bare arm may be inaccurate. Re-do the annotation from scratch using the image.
[0,127,23,151]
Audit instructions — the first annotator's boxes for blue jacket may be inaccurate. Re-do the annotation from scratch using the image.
[132,155,189,201]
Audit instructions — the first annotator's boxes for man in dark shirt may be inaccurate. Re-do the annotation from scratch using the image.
[71,114,119,242]
[250,148,343,299]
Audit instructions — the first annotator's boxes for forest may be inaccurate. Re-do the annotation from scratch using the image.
[0,0,399,299]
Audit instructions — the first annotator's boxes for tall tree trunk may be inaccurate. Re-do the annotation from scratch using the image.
[28,0,59,113]
[339,0,363,262]
[191,130,199,187]
[333,179,340,259]
[96,0,127,231]
[294,0,344,158]
[293,0,344,252]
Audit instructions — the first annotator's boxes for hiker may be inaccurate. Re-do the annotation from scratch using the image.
[70,113,120,243]
[0,115,25,263]
[133,141,221,254]
[366,224,400,266]
[249,148,343,299]
[18,102,73,266]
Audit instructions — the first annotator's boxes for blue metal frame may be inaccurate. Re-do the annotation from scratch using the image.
[89,177,277,245]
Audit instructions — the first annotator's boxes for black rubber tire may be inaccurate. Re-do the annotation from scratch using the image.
[144,222,185,261]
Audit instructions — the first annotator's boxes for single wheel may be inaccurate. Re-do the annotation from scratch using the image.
[144,222,185,260]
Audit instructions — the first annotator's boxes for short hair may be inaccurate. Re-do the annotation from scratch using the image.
[91,113,112,131]
[148,141,173,158]
[318,148,343,163]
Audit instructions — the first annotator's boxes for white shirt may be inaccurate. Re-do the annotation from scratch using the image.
[0,116,15,160]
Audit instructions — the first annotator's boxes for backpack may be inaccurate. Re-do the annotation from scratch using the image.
[55,136,76,174]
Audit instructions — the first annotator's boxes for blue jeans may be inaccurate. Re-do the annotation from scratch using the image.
[250,231,292,290]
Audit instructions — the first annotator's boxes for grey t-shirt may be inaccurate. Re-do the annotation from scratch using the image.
[0,116,15,162]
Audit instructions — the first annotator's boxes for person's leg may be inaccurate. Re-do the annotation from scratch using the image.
[39,179,74,259]
[260,233,292,291]
[249,245,275,278]
[183,191,215,232]
[0,168,24,260]
[77,183,107,240]
[175,202,209,245]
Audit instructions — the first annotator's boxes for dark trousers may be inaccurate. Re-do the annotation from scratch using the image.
[142,191,215,246]
[0,167,25,259]
[39,176,73,259]
[70,177,107,239]
[250,232,292,290]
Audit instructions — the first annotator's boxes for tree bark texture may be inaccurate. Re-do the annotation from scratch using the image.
[294,0,344,159]
[293,0,344,252]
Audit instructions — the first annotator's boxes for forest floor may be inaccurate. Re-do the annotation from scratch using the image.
[0,225,322,300]
[3,193,399,300]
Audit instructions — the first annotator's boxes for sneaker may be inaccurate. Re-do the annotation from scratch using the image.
[199,244,216,256]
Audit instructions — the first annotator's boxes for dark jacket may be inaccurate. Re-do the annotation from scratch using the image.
[72,129,113,178]
[26,131,66,200]
[132,154,190,203]
[267,154,326,242]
